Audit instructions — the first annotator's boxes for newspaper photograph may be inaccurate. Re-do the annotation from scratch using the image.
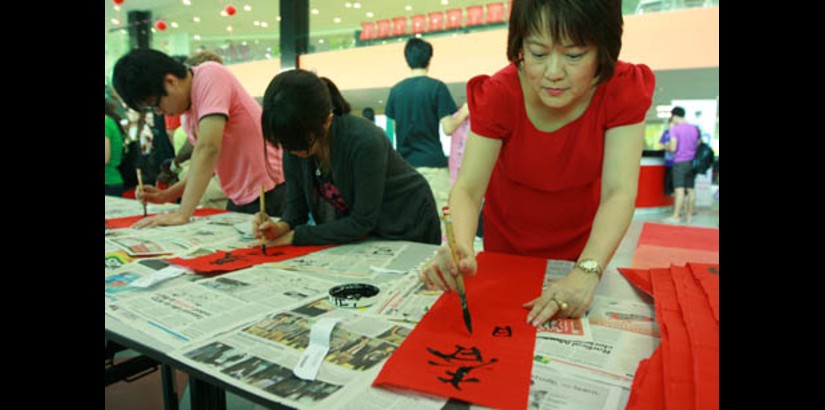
[105,258,195,306]
[586,295,660,338]
[170,298,420,409]
[537,317,594,342]
[105,250,133,273]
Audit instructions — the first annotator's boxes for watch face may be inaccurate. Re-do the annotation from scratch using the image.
[580,260,599,272]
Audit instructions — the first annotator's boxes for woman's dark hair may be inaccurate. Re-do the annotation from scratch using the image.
[506,0,623,84]
[261,69,350,152]
[320,77,351,115]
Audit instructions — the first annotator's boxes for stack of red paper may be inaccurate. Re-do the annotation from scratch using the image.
[619,263,719,410]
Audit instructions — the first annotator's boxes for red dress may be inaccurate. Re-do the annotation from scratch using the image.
[466,61,655,261]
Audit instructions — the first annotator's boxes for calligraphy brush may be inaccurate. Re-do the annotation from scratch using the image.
[443,207,473,335]
[259,185,267,255]
[136,168,147,217]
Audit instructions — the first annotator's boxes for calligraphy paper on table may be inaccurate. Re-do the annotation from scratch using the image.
[650,268,694,410]
[166,244,334,276]
[372,251,545,410]
[687,262,719,323]
[671,265,719,410]
[104,208,229,229]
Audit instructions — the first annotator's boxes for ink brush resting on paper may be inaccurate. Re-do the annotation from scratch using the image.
[443,206,473,335]
[136,168,147,217]
[259,185,266,255]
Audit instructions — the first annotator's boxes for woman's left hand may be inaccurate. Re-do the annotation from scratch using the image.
[523,269,600,326]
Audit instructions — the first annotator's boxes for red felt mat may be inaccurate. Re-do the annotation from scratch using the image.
[637,223,719,251]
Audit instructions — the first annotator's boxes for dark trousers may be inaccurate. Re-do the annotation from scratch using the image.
[226,182,286,217]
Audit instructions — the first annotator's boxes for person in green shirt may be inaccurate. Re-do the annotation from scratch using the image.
[105,99,125,197]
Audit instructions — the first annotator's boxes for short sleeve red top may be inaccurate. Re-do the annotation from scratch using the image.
[466,61,655,261]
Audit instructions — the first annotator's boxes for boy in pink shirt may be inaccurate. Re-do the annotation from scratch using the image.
[113,49,285,228]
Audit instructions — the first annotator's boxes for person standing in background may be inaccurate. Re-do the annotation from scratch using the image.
[658,115,675,197]
[386,38,469,213]
[361,107,376,123]
[664,106,700,224]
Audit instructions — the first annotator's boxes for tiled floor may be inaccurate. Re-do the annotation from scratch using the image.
[105,196,718,410]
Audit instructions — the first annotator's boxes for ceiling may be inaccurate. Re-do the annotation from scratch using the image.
[104,1,717,119]
[104,0,519,44]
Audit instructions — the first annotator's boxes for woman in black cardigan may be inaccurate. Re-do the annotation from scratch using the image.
[254,69,441,246]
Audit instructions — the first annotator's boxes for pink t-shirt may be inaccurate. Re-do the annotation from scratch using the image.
[449,114,470,185]
[183,62,284,205]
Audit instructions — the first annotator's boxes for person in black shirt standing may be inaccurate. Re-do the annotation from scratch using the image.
[386,38,469,214]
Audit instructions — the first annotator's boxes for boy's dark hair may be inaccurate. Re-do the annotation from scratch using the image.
[112,48,188,112]
[507,0,623,84]
[404,38,433,69]
[261,70,351,152]
[671,106,686,118]
[362,107,375,122]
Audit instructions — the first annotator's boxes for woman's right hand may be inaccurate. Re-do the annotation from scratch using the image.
[136,185,169,205]
[418,242,477,292]
[252,212,290,241]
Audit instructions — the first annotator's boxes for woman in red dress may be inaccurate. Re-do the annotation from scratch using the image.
[420,0,655,327]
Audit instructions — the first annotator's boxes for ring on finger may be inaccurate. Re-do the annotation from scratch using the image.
[551,297,568,311]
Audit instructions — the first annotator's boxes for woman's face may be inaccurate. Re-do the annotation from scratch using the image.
[521,29,599,111]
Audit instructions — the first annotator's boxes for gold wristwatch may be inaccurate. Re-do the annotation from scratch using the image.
[576,259,603,279]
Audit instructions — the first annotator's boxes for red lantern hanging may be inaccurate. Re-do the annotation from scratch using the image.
[155,19,167,31]
[112,0,125,5]
[225,5,237,16]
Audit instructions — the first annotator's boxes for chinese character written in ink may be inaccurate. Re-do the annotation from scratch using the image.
[492,326,512,337]
[427,345,498,391]
[211,252,245,265]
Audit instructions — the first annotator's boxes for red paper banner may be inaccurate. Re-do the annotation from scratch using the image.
[688,262,719,323]
[167,244,334,276]
[373,252,546,409]
[105,208,229,229]
[650,268,694,410]
[626,347,665,410]
[617,267,654,295]
[671,265,719,410]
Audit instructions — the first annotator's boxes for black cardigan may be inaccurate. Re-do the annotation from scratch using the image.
[281,114,441,245]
